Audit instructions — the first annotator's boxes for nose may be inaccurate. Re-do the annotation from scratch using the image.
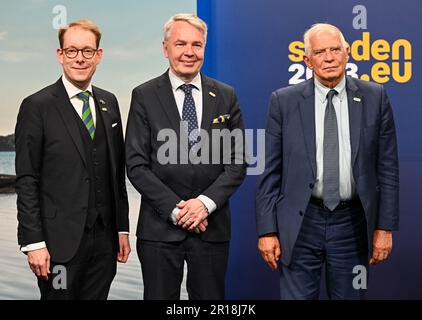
[324,50,334,61]
[75,50,85,63]
[183,44,194,56]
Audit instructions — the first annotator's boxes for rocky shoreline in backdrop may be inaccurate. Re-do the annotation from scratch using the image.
[0,134,16,193]
[0,174,16,193]
[0,134,14,151]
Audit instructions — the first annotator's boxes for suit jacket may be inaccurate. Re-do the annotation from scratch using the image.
[125,71,246,242]
[15,79,129,263]
[256,76,399,266]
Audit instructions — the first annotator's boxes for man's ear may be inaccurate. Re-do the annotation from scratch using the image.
[56,48,64,65]
[163,41,169,58]
[96,48,103,63]
[303,55,313,69]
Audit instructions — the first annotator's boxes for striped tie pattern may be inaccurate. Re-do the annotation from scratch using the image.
[76,91,95,140]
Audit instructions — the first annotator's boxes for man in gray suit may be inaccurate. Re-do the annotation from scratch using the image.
[256,23,399,299]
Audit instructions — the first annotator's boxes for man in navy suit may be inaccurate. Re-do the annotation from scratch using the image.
[256,23,399,299]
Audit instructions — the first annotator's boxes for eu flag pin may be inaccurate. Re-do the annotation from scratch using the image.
[353,97,361,102]
[209,91,216,97]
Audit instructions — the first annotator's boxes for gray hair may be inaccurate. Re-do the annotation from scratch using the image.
[303,23,348,55]
[163,13,208,43]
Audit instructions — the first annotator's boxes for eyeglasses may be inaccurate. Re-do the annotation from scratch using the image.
[62,47,97,59]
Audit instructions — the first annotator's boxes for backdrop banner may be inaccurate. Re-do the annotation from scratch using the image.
[198,0,422,299]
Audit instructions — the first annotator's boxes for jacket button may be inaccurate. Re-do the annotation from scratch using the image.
[85,178,89,183]
[299,211,303,216]
[309,183,314,189]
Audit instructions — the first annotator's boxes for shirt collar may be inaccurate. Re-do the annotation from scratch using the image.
[61,75,93,99]
[314,76,346,103]
[168,69,202,92]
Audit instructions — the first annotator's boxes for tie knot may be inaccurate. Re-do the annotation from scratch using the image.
[77,91,90,101]
[179,84,195,95]
[326,89,338,101]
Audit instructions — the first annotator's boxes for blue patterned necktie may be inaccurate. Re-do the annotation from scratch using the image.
[323,89,340,211]
[180,84,199,147]
[76,91,95,140]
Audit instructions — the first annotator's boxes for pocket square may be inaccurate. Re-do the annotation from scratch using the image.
[212,114,230,124]
[112,122,118,128]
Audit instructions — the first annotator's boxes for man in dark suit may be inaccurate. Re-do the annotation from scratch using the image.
[256,23,399,299]
[15,19,130,299]
[125,13,246,300]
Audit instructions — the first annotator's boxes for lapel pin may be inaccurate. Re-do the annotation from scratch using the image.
[353,97,361,102]
[209,91,216,97]
[99,99,107,111]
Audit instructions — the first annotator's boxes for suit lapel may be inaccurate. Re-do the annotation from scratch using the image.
[299,79,317,178]
[200,74,218,132]
[156,72,182,134]
[53,79,87,168]
[92,87,116,179]
[346,77,362,168]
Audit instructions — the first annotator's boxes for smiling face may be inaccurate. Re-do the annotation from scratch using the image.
[303,29,349,88]
[163,21,205,82]
[57,26,103,90]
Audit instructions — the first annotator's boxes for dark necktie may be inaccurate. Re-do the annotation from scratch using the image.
[323,89,340,211]
[76,91,95,140]
[180,84,199,147]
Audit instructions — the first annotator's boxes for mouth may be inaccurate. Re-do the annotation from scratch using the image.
[181,60,196,66]
[324,66,338,71]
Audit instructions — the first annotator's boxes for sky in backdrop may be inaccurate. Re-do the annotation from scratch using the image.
[0,0,196,135]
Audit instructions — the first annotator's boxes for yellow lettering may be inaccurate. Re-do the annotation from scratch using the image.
[351,32,370,61]
[288,41,305,62]
[392,61,412,83]
[392,39,412,60]
[371,40,390,61]
[371,62,390,84]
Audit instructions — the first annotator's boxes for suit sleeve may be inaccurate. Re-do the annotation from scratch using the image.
[376,87,399,230]
[113,95,130,232]
[15,97,45,246]
[200,89,247,209]
[125,88,182,221]
[255,92,283,236]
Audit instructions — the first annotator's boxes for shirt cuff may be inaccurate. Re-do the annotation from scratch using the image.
[21,241,47,252]
[118,231,129,235]
[170,207,180,225]
[197,195,217,215]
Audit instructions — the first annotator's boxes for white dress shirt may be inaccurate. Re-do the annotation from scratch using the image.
[168,69,217,224]
[62,75,96,127]
[312,76,356,200]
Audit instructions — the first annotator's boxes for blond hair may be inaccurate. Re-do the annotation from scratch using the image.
[163,13,207,42]
[59,19,102,48]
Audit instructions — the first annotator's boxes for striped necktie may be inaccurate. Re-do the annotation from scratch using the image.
[76,91,95,140]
